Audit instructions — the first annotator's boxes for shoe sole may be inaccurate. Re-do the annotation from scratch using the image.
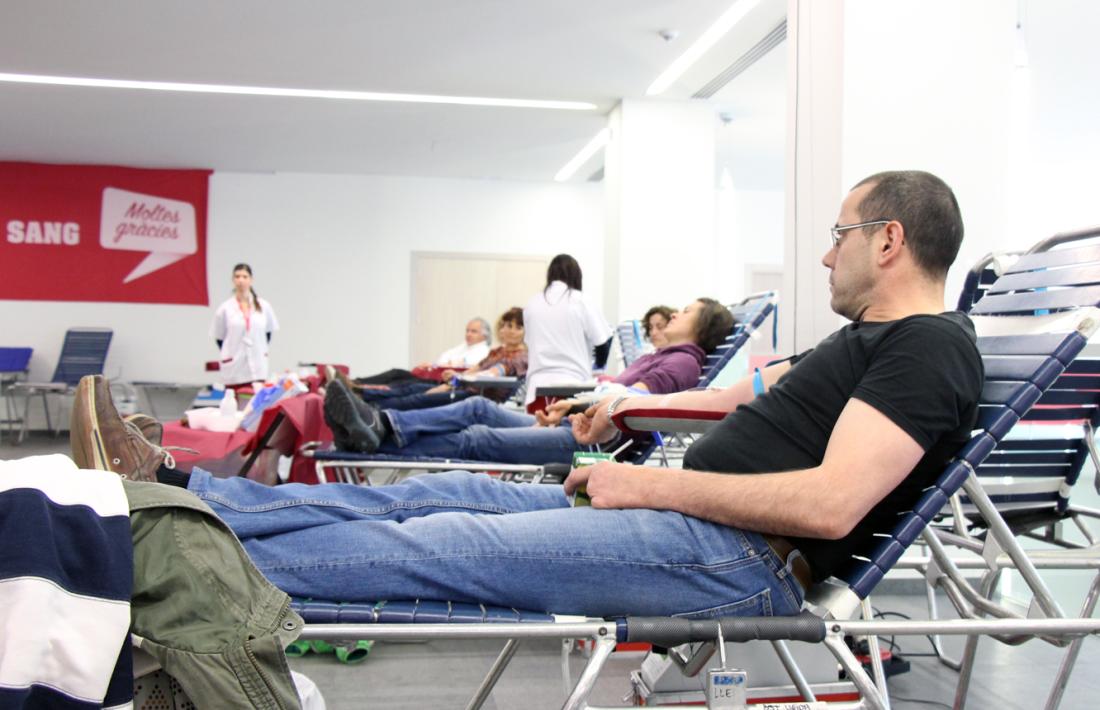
[73,378,111,471]
[325,382,381,453]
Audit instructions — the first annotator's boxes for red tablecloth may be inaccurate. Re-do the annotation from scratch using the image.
[164,393,332,484]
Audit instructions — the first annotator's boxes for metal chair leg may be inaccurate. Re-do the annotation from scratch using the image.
[18,390,33,444]
[40,391,52,436]
[1044,572,1100,710]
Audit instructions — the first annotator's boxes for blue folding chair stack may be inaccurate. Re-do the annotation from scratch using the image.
[0,347,33,444]
[9,328,113,444]
[288,263,1100,708]
[955,251,1022,312]
[615,319,645,368]
[901,226,1100,709]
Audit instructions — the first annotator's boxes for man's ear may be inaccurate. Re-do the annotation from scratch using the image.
[878,221,906,264]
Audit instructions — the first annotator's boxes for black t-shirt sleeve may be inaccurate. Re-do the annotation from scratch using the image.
[851,318,982,451]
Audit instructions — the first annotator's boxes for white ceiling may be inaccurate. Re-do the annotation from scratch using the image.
[0,0,786,184]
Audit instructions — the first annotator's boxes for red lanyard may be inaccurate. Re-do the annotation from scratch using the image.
[237,299,252,332]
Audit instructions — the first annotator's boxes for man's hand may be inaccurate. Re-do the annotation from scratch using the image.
[534,400,574,427]
[563,461,668,509]
[570,395,621,445]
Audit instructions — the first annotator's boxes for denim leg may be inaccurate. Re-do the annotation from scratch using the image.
[387,396,536,447]
[377,425,580,465]
[188,469,802,617]
[188,467,567,537]
[377,390,474,411]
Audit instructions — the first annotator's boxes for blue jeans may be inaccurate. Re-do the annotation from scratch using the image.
[379,396,580,464]
[377,390,475,411]
[359,383,475,411]
[188,469,805,618]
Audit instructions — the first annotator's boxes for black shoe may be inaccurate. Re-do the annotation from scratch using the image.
[324,380,384,453]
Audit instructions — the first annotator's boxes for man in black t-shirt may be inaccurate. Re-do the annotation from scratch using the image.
[572,170,983,586]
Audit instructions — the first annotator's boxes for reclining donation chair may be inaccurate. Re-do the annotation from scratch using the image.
[288,244,1100,709]
[9,328,112,444]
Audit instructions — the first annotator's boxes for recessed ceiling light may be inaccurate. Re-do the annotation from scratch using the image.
[554,129,610,182]
[646,0,762,96]
[0,72,598,111]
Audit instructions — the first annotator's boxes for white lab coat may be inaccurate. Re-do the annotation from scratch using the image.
[522,281,612,404]
[210,296,280,385]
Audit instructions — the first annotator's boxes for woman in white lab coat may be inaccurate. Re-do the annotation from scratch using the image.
[210,263,280,386]
[522,254,612,406]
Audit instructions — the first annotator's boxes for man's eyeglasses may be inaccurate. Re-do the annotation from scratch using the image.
[829,220,890,248]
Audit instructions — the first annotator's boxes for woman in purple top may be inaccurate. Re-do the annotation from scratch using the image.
[324,299,735,465]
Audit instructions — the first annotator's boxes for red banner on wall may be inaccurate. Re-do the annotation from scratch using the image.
[0,162,210,305]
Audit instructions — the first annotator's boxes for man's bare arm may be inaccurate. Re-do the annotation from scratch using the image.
[565,398,925,540]
[571,361,792,445]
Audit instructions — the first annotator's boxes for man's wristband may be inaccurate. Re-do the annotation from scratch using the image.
[606,395,629,421]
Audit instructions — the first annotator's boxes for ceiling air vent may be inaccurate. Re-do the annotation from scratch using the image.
[693,19,786,99]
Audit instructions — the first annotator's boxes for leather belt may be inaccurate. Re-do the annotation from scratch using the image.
[762,534,813,591]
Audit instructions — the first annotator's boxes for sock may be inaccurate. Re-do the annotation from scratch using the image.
[380,411,394,439]
[155,465,191,489]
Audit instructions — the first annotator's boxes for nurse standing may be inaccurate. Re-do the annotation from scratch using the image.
[522,254,612,405]
[210,263,280,387]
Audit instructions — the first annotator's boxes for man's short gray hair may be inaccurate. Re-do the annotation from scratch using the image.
[471,317,492,346]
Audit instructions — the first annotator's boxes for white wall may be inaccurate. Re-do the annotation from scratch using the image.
[0,172,603,397]
[716,187,785,305]
[1003,0,1100,245]
[842,0,1017,304]
[604,99,719,323]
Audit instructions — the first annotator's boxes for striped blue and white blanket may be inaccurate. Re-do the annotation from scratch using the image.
[0,454,133,710]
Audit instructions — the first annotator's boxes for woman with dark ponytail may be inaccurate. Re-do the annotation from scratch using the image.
[522,254,612,407]
[210,263,280,387]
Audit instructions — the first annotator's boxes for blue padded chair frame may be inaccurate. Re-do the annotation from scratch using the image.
[9,328,112,444]
[0,347,33,444]
[911,227,1100,709]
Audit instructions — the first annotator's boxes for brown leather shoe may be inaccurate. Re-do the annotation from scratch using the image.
[124,413,163,446]
[70,375,174,482]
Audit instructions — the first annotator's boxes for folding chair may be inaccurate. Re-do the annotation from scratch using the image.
[615,319,645,368]
[287,305,1100,710]
[955,251,1022,312]
[904,226,1100,708]
[9,328,112,444]
[0,346,32,443]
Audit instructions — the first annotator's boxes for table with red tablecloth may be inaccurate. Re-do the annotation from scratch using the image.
[163,393,332,484]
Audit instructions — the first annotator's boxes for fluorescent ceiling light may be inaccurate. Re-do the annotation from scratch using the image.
[0,72,597,111]
[646,0,762,96]
[554,128,610,182]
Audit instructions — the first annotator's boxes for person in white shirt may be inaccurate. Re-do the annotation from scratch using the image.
[210,263,280,386]
[522,254,612,405]
[428,318,492,368]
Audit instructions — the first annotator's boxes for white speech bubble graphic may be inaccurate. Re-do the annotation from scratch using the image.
[99,187,198,283]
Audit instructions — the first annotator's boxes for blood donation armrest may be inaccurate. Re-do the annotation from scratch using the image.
[610,407,726,436]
